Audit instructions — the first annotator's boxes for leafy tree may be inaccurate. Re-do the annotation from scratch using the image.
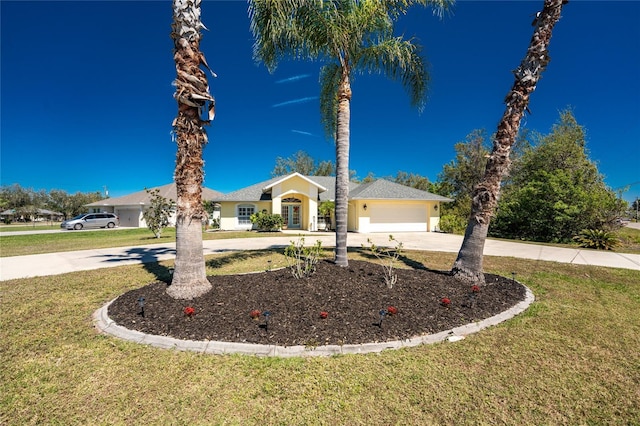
[250,0,451,266]
[393,171,434,192]
[438,129,490,200]
[48,189,73,219]
[0,185,103,220]
[271,150,335,177]
[0,184,33,210]
[68,191,104,217]
[167,0,216,299]
[490,111,626,242]
[435,129,490,232]
[142,189,175,238]
[452,0,567,283]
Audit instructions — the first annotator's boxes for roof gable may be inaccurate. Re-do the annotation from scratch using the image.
[263,172,327,192]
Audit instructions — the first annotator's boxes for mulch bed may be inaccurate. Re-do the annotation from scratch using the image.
[108,259,526,347]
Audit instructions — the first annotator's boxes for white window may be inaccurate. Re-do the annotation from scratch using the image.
[237,205,255,225]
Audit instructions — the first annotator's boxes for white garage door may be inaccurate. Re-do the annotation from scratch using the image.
[116,208,141,227]
[368,203,427,232]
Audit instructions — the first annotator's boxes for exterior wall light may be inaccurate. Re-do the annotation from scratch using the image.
[363,204,367,211]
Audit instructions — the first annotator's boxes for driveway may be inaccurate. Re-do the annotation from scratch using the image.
[1,231,639,281]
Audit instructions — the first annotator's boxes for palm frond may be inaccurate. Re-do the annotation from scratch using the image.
[356,37,429,111]
[319,63,342,139]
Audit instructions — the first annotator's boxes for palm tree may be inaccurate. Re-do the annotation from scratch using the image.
[249,0,452,267]
[167,0,216,299]
[451,0,567,283]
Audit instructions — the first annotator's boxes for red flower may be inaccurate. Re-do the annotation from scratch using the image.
[184,306,195,316]
[319,311,329,319]
[387,306,398,315]
[250,309,261,319]
[441,297,451,307]
[471,285,481,293]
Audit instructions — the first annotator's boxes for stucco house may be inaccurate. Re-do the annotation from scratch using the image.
[215,173,452,233]
[85,183,222,228]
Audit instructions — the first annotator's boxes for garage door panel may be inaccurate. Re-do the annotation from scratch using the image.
[368,204,427,232]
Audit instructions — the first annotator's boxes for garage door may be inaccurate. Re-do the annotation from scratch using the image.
[116,209,141,227]
[368,203,427,232]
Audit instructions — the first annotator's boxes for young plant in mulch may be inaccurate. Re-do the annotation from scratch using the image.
[284,236,323,278]
[363,235,403,288]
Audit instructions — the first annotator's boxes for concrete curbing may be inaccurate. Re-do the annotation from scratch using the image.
[93,284,535,357]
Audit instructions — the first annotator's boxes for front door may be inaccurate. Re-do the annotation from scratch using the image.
[281,204,301,229]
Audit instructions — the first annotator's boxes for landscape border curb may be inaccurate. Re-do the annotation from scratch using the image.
[93,283,535,357]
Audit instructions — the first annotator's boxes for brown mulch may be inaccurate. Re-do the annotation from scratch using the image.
[108,259,526,347]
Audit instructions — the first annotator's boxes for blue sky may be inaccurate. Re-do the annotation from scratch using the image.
[1,1,639,203]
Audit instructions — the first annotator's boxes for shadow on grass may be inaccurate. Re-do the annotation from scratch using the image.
[97,246,176,283]
[355,248,452,275]
[206,249,282,271]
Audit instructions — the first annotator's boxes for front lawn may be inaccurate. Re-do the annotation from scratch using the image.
[1,250,638,424]
[0,228,288,257]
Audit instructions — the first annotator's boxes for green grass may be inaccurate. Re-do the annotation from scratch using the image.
[2,250,639,424]
[0,228,289,257]
[617,225,640,252]
[0,223,62,232]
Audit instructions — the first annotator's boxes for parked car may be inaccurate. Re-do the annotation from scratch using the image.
[61,213,119,230]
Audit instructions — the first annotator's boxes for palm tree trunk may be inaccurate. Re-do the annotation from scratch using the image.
[167,0,214,299]
[334,74,352,267]
[452,0,566,283]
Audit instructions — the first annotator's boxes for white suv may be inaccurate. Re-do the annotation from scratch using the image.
[61,213,119,230]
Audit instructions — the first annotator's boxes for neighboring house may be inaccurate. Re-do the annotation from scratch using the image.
[215,173,452,233]
[85,183,222,228]
[0,208,64,222]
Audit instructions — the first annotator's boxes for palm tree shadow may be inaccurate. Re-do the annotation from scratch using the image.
[206,249,279,271]
[97,246,176,283]
[355,248,451,275]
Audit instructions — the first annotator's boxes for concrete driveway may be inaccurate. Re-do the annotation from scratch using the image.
[1,230,639,281]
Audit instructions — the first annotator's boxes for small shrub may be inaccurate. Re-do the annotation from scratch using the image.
[363,235,403,288]
[573,228,619,250]
[142,188,175,238]
[250,210,284,232]
[438,213,467,234]
[284,237,322,278]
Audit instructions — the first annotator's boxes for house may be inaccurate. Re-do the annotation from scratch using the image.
[215,173,452,233]
[0,208,64,223]
[85,183,222,228]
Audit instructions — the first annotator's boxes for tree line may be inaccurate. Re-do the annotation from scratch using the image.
[0,184,105,222]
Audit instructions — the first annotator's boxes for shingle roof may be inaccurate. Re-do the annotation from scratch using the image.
[85,183,222,207]
[349,179,453,201]
[214,175,452,202]
[214,177,282,202]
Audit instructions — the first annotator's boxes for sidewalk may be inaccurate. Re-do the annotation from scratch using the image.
[1,231,639,281]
